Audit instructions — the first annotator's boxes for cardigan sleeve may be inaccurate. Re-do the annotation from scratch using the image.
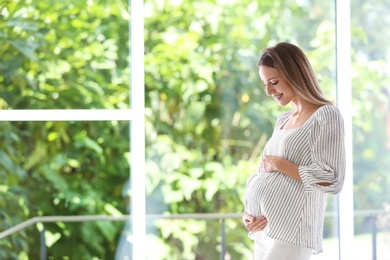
[298,106,346,194]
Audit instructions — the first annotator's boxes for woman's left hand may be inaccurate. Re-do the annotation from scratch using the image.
[261,155,283,172]
[261,156,302,182]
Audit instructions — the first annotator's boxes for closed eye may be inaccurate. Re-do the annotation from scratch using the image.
[270,81,278,85]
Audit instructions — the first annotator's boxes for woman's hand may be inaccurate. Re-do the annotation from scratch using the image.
[242,211,267,233]
[261,155,302,182]
[261,155,283,172]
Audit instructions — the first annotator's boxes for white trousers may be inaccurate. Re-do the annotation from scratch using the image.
[253,232,314,260]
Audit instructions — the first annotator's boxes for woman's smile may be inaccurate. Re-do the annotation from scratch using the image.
[272,93,283,101]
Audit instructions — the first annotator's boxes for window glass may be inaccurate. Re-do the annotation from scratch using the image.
[0,0,131,258]
[0,0,129,110]
[144,0,338,259]
[0,120,130,259]
[351,1,390,259]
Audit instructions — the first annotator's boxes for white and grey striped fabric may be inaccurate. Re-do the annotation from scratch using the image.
[244,105,346,254]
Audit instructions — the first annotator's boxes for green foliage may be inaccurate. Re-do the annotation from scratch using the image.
[144,0,339,258]
[1,0,389,258]
[0,0,130,258]
[350,0,390,234]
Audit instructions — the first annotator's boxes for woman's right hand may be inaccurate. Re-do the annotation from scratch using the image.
[242,211,267,233]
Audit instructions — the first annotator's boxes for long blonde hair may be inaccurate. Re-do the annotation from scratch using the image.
[257,42,332,106]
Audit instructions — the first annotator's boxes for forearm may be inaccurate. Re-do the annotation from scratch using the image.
[275,157,332,186]
[275,158,301,182]
[263,155,333,186]
[262,155,302,181]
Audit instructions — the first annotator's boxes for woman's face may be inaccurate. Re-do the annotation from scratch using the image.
[259,65,297,106]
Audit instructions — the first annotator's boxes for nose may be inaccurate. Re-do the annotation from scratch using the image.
[265,84,275,96]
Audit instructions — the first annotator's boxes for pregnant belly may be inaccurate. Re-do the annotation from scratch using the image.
[245,172,305,219]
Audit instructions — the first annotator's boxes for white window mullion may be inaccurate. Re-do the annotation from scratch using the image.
[336,0,354,259]
[130,0,146,259]
[0,109,132,121]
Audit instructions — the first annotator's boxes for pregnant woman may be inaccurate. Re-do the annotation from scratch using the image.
[243,42,346,260]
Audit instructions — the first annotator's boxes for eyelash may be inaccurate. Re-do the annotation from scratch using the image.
[264,81,278,87]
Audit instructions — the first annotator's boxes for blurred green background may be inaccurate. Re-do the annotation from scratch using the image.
[0,0,389,259]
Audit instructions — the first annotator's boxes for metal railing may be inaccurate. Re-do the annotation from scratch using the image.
[0,211,388,260]
[0,213,241,260]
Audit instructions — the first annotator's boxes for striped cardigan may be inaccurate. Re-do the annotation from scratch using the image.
[244,105,346,254]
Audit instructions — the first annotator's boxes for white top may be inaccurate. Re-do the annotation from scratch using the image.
[244,105,346,254]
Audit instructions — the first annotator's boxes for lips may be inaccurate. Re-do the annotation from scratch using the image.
[273,94,283,101]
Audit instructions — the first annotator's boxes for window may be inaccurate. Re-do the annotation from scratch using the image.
[143,0,343,259]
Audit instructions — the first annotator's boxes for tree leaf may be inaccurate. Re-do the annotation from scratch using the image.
[9,40,38,61]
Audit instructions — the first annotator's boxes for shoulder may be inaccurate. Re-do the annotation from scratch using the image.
[314,105,344,127]
[316,104,342,118]
[279,109,294,120]
[276,109,294,126]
